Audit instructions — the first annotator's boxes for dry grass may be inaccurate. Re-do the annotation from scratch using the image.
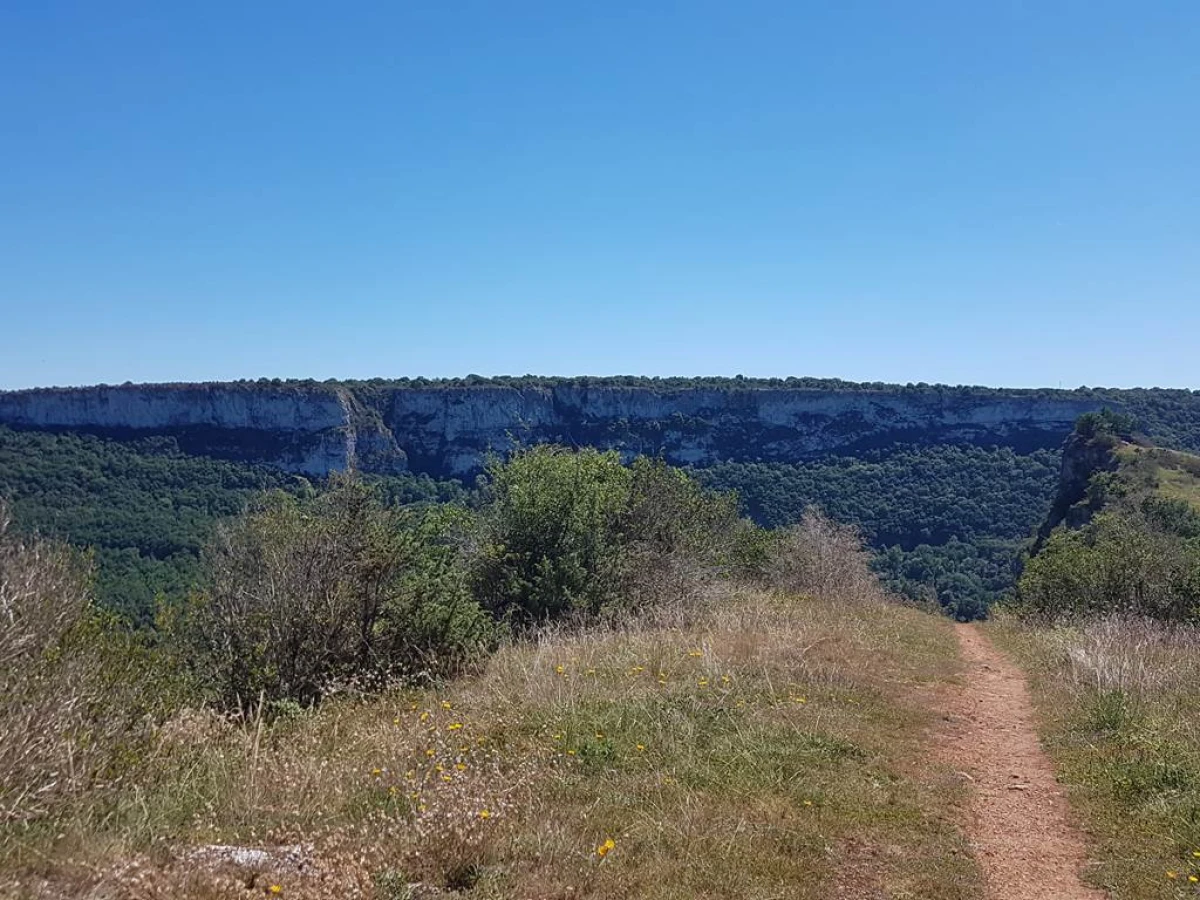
[992,613,1200,899]
[0,505,164,833]
[3,585,981,900]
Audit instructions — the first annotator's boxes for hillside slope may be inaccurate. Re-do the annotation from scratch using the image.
[1019,413,1200,620]
[2,584,984,900]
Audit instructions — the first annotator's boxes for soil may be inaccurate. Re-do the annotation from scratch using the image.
[937,624,1106,900]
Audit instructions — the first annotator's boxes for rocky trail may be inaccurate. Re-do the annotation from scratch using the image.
[937,624,1105,900]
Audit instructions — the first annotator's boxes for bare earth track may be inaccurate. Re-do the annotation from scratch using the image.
[938,624,1106,900]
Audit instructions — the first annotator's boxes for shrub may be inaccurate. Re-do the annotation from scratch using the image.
[471,447,759,623]
[767,509,884,603]
[1017,511,1200,621]
[179,477,494,710]
[471,447,632,622]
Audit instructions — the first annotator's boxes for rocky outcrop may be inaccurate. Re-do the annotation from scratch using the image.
[1032,430,1123,551]
[0,381,1107,477]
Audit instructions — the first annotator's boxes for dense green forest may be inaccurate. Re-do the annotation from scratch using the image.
[1,424,1063,621]
[0,427,466,622]
[692,447,1060,542]
[693,446,1060,618]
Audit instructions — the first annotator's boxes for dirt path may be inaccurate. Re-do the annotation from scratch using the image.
[939,624,1105,900]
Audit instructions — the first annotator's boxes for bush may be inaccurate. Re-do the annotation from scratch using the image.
[471,447,632,622]
[179,477,494,710]
[767,509,884,603]
[616,457,751,610]
[1017,511,1200,621]
[471,447,758,623]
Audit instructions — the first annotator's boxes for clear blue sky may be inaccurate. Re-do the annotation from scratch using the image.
[2,2,1197,390]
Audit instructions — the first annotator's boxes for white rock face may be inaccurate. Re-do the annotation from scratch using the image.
[0,384,346,430]
[380,385,1100,475]
[0,382,1102,477]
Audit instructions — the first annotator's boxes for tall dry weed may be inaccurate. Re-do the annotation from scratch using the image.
[0,505,161,833]
[1047,614,1200,697]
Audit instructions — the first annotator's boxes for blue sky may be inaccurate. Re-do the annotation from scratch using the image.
[1,1,1197,390]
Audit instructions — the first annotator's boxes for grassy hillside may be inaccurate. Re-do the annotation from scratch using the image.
[1,583,981,900]
[994,617,1200,898]
[1112,444,1200,513]
[1017,414,1200,622]
[998,419,1200,896]
[0,452,987,898]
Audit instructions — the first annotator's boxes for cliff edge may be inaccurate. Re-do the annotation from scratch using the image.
[0,379,1107,477]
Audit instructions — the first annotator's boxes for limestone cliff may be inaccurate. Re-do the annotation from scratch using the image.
[0,380,1110,477]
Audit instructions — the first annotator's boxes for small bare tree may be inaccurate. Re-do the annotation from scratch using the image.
[768,508,884,603]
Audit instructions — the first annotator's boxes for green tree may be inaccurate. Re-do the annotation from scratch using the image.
[472,447,632,622]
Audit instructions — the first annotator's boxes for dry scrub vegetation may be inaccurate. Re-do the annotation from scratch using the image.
[1,454,982,900]
[993,615,1200,899]
[3,586,979,900]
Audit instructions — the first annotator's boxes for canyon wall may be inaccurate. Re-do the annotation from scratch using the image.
[0,381,1108,476]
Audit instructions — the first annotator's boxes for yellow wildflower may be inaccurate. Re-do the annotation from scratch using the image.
[269,886,282,895]
[479,809,491,819]
[448,722,463,730]
[596,838,616,858]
